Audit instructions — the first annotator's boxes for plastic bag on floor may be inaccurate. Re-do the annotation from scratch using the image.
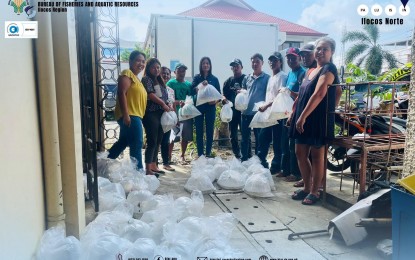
[81,232,132,260]
[269,89,294,120]
[184,172,216,194]
[241,156,261,168]
[213,162,229,180]
[143,174,160,194]
[235,89,248,111]
[123,238,156,260]
[179,95,201,121]
[98,183,126,212]
[127,190,154,214]
[217,170,248,190]
[244,170,275,197]
[249,107,277,128]
[227,157,246,173]
[36,226,81,260]
[161,111,178,133]
[120,219,151,242]
[220,101,233,122]
[174,190,204,221]
[196,83,222,106]
[246,163,265,175]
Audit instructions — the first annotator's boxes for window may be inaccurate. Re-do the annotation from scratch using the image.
[282,41,301,49]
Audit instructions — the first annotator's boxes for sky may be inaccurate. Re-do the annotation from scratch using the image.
[118,0,414,65]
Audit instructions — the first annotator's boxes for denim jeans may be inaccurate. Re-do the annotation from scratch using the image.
[257,119,283,171]
[195,104,216,156]
[240,114,260,161]
[160,130,171,165]
[107,116,144,170]
[229,108,242,158]
[142,110,164,164]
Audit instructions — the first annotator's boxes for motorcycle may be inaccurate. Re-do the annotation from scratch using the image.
[327,111,406,172]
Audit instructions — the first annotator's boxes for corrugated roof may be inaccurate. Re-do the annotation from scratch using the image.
[178,1,326,36]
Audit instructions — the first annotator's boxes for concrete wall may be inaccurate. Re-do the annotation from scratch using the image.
[0,9,45,260]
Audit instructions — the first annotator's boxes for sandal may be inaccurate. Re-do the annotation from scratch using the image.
[293,180,304,187]
[275,172,288,177]
[146,171,159,178]
[291,189,309,200]
[285,175,301,182]
[151,169,165,174]
[163,164,175,171]
[302,194,319,205]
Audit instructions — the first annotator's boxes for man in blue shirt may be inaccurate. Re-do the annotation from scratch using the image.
[278,47,306,180]
[240,53,270,161]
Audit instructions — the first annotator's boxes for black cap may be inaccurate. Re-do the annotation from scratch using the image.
[299,44,315,54]
[230,58,243,67]
[268,51,283,61]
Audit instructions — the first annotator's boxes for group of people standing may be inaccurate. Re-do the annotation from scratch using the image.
[107,36,341,205]
[223,36,341,205]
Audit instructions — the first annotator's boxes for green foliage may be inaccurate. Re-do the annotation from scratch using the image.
[345,63,377,83]
[378,63,412,82]
[120,43,150,62]
[342,25,398,75]
[214,104,222,129]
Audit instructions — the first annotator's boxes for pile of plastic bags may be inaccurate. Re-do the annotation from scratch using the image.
[36,153,243,260]
[185,155,276,198]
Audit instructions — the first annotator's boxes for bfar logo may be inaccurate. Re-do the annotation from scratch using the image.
[8,0,36,18]
[7,23,19,34]
[5,21,38,38]
[259,255,269,260]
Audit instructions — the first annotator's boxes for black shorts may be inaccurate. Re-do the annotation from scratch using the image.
[180,119,193,142]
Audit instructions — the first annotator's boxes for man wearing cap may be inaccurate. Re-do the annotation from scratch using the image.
[222,58,246,158]
[166,63,193,163]
[278,47,306,181]
[299,43,317,69]
[240,53,270,161]
[256,52,287,173]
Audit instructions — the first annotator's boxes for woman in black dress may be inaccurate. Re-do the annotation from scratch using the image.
[290,37,340,205]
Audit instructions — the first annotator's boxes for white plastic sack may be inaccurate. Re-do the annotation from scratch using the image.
[184,172,216,194]
[234,89,248,111]
[179,95,201,121]
[249,107,277,128]
[161,111,178,133]
[220,101,233,122]
[36,226,81,260]
[217,170,248,190]
[269,88,294,120]
[241,155,261,168]
[244,173,274,198]
[196,83,222,106]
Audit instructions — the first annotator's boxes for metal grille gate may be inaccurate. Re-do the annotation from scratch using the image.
[76,1,121,211]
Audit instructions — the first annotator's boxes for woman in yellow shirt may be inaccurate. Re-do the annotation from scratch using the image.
[108,51,148,170]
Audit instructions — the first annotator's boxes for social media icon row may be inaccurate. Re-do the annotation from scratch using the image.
[357,4,410,16]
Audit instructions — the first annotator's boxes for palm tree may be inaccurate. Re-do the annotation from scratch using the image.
[403,26,415,178]
[342,24,398,75]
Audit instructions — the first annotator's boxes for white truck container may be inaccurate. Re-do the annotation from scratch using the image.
[145,14,281,87]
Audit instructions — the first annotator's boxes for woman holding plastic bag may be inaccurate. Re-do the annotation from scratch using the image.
[142,58,172,177]
[289,37,340,205]
[192,57,221,157]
